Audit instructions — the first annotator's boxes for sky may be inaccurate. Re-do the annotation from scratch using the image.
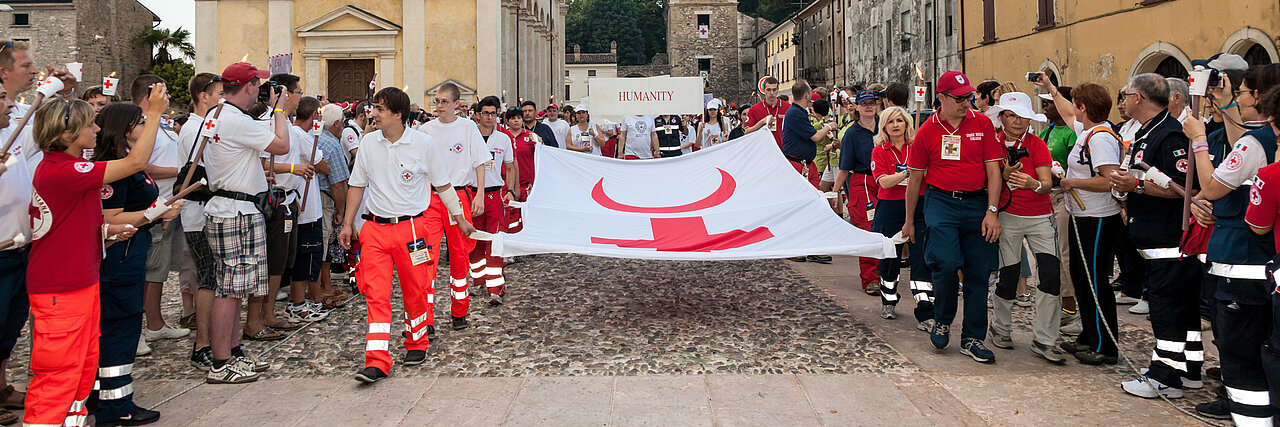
[138,0,195,58]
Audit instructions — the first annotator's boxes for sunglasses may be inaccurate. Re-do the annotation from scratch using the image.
[200,75,224,94]
[0,41,11,54]
[942,92,974,103]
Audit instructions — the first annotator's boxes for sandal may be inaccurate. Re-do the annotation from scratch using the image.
[0,385,22,410]
[242,327,286,341]
[0,408,16,426]
[267,320,301,331]
[322,295,347,310]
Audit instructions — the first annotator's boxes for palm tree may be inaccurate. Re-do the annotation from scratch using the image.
[134,26,196,65]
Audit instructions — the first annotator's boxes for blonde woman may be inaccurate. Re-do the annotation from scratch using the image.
[867,106,935,326]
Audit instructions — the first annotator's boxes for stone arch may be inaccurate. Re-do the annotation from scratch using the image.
[1129,41,1191,78]
[1222,26,1279,65]
[1038,58,1063,87]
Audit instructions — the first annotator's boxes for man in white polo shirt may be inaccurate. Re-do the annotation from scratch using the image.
[339,87,474,384]
[417,82,487,331]
[469,96,518,305]
[202,61,291,384]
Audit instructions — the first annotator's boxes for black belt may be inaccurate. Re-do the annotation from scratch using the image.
[484,186,502,193]
[454,186,474,191]
[929,186,986,199]
[361,212,423,224]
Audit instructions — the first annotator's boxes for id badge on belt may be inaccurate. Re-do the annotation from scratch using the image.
[407,238,431,265]
[283,206,294,233]
[941,135,962,161]
[865,202,876,222]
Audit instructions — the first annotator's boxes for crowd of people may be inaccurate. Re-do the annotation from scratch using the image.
[0,35,1278,426]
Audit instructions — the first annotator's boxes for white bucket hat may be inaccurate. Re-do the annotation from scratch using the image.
[986,92,1047,122]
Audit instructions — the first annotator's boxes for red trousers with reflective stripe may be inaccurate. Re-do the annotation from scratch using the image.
[469,190,506,296]
[354,206,442,374]
[846,173,880,288]
[504,182,532,234]
[26,283,99,427]
[435,189,476,318]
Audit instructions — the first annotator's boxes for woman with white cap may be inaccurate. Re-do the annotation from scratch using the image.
[565,104,604,155]
[697,99,729,150]
[983,91,1070,364]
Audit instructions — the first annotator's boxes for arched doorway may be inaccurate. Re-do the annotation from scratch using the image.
[1154,57,1189,80]
[1245,43,1273,66]
[1130,42,1192,80]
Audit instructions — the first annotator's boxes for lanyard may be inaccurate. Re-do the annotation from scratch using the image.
[888,143,907,165]
[935,113,965,136]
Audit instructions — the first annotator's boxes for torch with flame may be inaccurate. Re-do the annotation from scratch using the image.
[103,71,120,96]
[241,54,249,63]
[914,62,925,83]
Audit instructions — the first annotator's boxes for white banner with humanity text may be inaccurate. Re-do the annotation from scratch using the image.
[493,130,896,261]
[587,76,706,123]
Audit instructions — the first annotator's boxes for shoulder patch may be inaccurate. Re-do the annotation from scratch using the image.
[1176,158,1189,173]
[100,185,114,200]
[1225,151,1244,171]
[73,162,94,173]
[1250,184,1263,206]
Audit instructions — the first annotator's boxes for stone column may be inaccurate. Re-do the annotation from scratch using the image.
[267,0,293,70]
[477,0,501,97]
[402,0,426,105]
[194,0,218,73]
[305,54,321,95]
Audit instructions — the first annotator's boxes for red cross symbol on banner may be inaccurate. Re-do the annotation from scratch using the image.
[699,28,708,36]
[103,80,113,89]
[916,87,926,97]
[589,168,774,252]
[211,135,220,143]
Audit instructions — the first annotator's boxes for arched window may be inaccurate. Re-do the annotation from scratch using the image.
[1153,56,1188,80]
[1245,43,1273,66]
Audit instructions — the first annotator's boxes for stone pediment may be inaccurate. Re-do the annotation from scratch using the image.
[426,79,476,97]
[297,5,401,35]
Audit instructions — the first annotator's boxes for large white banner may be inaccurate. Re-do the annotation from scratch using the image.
[494,131,896,261]
[587,76,705,123]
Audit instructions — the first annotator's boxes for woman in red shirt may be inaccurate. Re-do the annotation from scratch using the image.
[868,106,935,328]
[25,85,169,427]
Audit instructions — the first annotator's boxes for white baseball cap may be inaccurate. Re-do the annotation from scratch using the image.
[706,99,722,110]
[575,103,588,111]
[986,92,1046,122]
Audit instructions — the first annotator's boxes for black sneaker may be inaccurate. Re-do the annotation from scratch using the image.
[354,366,388,383]
[190,346,213,370]
[97,407,160,426]
[451,316,470,330]
[787,256,808,262]
[1195,398,1231,420]
[1073,350,1118,365]
[1059,341,1090,355]
[427,325,436,338]
[805,255,833,264]
[403,350,427,366]
[930,323,950,350]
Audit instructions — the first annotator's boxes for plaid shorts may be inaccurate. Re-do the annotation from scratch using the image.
[183,231,218,293]
[204,214,268,298]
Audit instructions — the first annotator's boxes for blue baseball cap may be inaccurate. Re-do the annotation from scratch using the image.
[855,90,879,103]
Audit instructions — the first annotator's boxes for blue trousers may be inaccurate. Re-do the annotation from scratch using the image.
[0,250,30,361]
[88,232,150,421]
[871,199,935,322]
[922,190,997,340]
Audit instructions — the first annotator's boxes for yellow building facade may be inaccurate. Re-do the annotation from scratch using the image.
[757,19,797,90]
[961,0,1279,119]
[194,0,567,106]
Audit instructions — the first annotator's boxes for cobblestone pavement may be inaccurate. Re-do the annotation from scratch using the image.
[9,253,920,383]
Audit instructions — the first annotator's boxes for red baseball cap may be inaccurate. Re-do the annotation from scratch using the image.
[221,62,271,87]
[937,70,976,96]
[810,93,821,101]
[546,103,559,109]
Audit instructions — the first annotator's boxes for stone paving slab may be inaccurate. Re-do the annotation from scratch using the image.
[402,377,523,426]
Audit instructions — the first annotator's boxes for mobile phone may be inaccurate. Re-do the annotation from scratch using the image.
[1026,72,1040,83]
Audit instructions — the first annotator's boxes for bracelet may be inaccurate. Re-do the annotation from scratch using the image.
[1034,181,1044,193]
[1193,146,1209,153]
[274,108,284,113]
[290,164,295,174]
[507,189,517,196]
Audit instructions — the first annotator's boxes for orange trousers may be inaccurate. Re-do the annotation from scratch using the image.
[355,205,443,374]
[434,189,476,319]
[26,283,99,427]
[469,190,507,297]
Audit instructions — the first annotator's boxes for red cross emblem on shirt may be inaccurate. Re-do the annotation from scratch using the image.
[402,171,413,181]
[103,80,113,89]
[205,120,216,131]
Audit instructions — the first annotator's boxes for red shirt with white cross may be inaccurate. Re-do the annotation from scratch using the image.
[906,109,1004,192]
[27,151,108,294]
[1245,162,1280,250]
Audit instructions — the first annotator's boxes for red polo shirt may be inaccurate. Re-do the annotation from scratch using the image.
[998,132,1054,216]
[28,151,107,294]
[746,99,790,148]
[906,110,1004,192]
[871,143,911,201]
[1246,162,1280,250]
[510,126,537,188]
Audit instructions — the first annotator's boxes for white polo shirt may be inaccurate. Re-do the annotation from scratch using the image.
[0,120,40,248]
[417,117,489,188]
[341,120,361,158]
[291,125,326,224]
[482,129,515,187]
[204,103,273,218]
[177,112,206,232]
[148,124,182,201]
[348,127,451,218]
[543,118,570,149]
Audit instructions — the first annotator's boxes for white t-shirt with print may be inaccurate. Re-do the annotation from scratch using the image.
[1064,121,1122,218]
[482,129,515,187]
[204,104,274,218]
[622,115,655,159]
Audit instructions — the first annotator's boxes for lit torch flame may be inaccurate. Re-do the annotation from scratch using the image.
[914,62,925,82]
[241,54,249,63]
[108,71,117,78]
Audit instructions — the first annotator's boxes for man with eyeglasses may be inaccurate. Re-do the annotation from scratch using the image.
[417,83,488,330]
[901,71,1004,364]
[1109,73,1202,400]
[469,96,517,305]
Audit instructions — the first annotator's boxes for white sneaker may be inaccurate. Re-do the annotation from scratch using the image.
[143,324,191,341]
[1061,317,1083,336]
[1138,368,1203,389]
[206,358,260,384]
[1121,376,1183,399]
[275,288,289,302]
[287,303,328,322]
[1115,293,1141,305]
[136,336,152,357]
[1129,300,1150,315]
[236,352,270,372]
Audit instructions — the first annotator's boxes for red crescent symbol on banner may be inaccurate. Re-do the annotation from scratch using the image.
[592,168,735,214]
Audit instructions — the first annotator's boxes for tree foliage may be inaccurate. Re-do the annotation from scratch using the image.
[738,0,806,24]
[146,60,195,107]
[134,26,196,66]
[565,0,666,66]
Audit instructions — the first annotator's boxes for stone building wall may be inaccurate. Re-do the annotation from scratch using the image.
[666,0,746,103]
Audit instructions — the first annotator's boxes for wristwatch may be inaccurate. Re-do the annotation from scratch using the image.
[1134,180,1146,194]
[987,205,998,213]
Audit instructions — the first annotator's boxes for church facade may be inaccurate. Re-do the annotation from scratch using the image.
[194,0,566,106]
